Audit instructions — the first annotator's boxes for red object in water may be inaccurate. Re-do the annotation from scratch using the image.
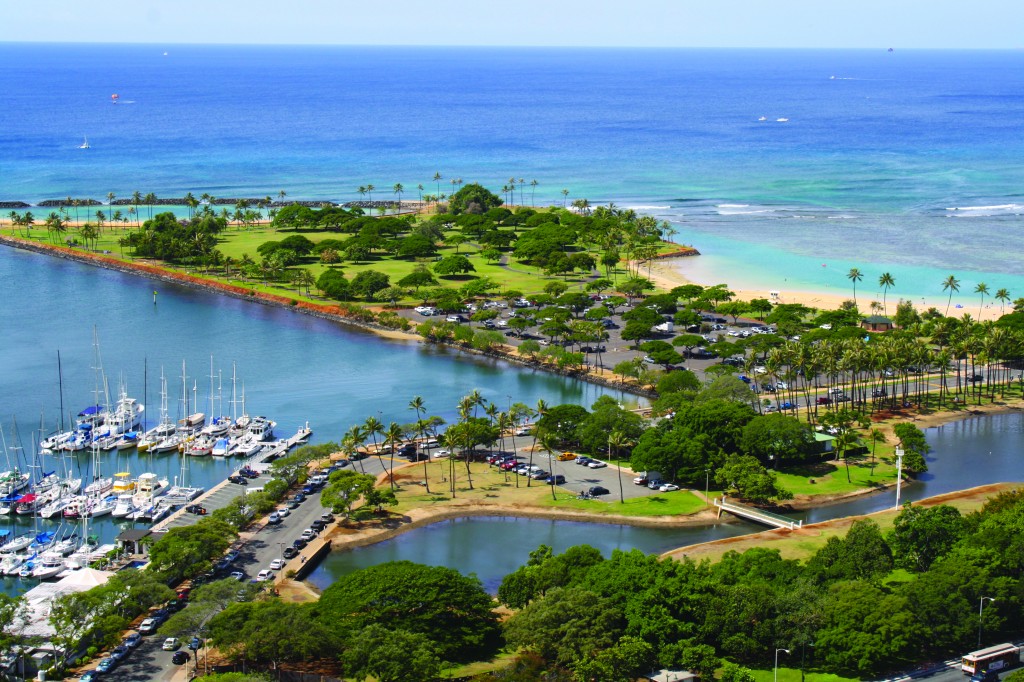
[111,93,119,102]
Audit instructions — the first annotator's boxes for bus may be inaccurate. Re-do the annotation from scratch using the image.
[962,643,1020,676]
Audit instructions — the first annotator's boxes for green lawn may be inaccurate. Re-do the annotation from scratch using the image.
[543,489,708,517]
[775,454,899,497]
[747,666,860,682]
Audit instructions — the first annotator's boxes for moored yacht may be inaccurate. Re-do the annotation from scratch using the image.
[32,552,66,579]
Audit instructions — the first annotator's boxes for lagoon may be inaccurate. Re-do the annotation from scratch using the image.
[308,412,1024,592]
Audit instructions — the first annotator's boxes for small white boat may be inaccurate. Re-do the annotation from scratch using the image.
[33,553,66,579]
[39,495,73,519]
[758,116,767,121]
[89,495,117,518]
[111,493,138,518]
[188,436,213,457]
[84,476,113,497]
[776,117,789,122]
[79,136,90,149]
[178,413,206,433]
[0,470,31,497]
[0,532,34,554]
[15,493,43,515]
[0,552,27,575]
[200,415,232,437]
[151,433,182,454]
[211,436,234,457]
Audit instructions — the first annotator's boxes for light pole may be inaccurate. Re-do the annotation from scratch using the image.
[775,648,790,682]
[978,596,995,647]
[705,468,711,507]
[894,447,904,509]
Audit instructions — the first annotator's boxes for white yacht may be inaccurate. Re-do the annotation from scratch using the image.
[0,470,31,497]
[111,493,138,518]
[88,495,117,518]
[0,552,28,575]
[32,553,67,579]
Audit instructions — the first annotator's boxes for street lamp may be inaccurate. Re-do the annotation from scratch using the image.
[978,596,995,647]
[705,468,711,507]
[894,447,904,509]
[775,648,790,682]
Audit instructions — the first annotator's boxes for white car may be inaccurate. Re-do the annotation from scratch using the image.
[229,571,244,581]
[269,559,285,570]
[276,506,290,517]
[161,637,180,651]
[433,449,451,458]
[587,460,608,469]
[256,569,274,582]
[659,483,681,492]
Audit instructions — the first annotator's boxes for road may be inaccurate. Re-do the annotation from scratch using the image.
[105,481,332,681]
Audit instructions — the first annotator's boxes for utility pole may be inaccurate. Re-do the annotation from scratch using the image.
[894,447,904,509]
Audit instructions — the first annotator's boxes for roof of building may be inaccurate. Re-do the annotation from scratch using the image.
[116,528,152,542]
[862,315,893,324]
[13,568,114,640]
[643,670,697,682]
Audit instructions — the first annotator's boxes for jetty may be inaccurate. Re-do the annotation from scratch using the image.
[713,496,802,530]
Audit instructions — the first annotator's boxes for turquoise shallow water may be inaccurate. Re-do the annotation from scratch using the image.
[1,45,1023,291]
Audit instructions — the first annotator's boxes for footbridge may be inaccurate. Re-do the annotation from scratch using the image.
[713,496,802,530]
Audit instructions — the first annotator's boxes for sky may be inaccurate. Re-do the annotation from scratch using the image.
[3,0,1022,48]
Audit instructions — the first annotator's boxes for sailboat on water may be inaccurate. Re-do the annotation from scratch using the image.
[78,136,90,149]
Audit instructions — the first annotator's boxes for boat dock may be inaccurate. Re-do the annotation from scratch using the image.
[713,496,802,530]
[153,424,312,532]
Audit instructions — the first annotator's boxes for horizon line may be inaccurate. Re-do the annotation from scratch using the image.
[2,41,1022,51]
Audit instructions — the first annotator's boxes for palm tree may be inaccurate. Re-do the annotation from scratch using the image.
[416,184,424,206]
[878,272,895,316]
[975,282,990,319]
[846,268,863,306]
[363,416,386,482]
[366,184,375,202]
[526,399,548,487]
[432,172,443,202]
[536,430,558,500]
[106,191,116,213]
[530,179,539,207]
[278,190,287,205]
[408,396,429,493]
[384,422,403,490]
[942,275,961,316]
[608,430,632,504]
[995,288,1011,316]
[561,189,569,208]
[393,183,404,210]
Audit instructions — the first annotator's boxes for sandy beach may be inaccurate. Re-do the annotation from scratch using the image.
[647,258,1007,323]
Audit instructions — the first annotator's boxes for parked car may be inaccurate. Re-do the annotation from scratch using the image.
[161,637,180,651]
[96,657,117,673]
[633,475,649,485]
[778,401,795,410]
[80,672,98,682]
[276,506,290,517]
[321,511,335,522]
[647,480,664,490]
[293,493,306,503]
[266,512,281,525]
[300,529,316,541]
[172,651,190,665]
[968,374,984,383]
[574,456,593,466]
[311,519,327,531]
[227,475,247,485]
[283,546,298,559]
[138,618,158,634]
[433,449,451,458]
[557,451,577,461]
[588,486,610,496]
[229,571,245,581]
[256,570,274,582]
[816,396,832,405]
[269,559,285,570]
[292,538,307,549]
[109,645,129,662]
[286,499,300,509]
[190,636,202,650]
[185,504,207,514]
[659,483,681,492]
[124,632,142,648]
[529,470,549,480]
[587,460,607,469]
[546,474,566,485]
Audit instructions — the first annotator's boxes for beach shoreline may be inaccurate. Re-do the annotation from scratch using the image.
[647,255,1007,322]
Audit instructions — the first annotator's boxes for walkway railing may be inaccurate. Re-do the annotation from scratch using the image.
[713,496,802,530]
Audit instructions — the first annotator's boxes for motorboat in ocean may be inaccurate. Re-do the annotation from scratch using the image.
[79,136,90,149]
[246,416,276,442]
[111,472,136,496]
[132,472,168,506]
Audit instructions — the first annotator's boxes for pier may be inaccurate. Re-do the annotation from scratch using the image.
[153,424,312,532]
[713,496,802,530]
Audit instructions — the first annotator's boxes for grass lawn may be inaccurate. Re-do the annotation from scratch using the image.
[386,459,708,519]
[445,651,518,678]
[747,666,859,682]
[775,452,899,497]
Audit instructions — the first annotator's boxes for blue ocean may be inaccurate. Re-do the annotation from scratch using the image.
[2,44,1024,301]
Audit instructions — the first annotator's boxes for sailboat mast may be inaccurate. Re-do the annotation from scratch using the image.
[57,350,65,432]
